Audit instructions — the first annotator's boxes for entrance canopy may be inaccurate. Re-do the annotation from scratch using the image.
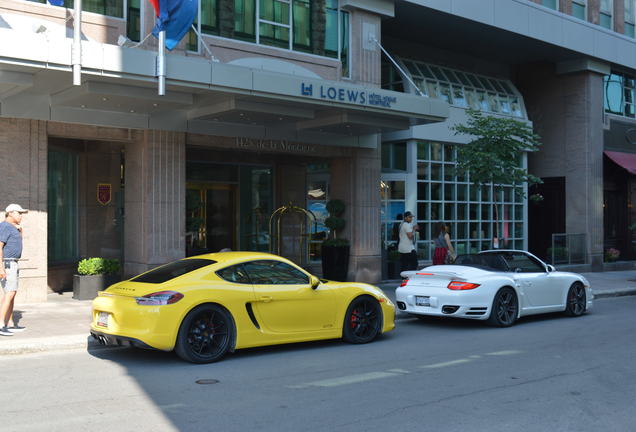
[604,150,636,174]
[0,23,448,148]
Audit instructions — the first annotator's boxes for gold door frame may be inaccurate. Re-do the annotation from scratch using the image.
[269,203,317,265]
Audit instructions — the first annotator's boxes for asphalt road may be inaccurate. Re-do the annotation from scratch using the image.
[2,296,636,432]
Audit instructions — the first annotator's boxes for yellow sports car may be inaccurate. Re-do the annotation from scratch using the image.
[91,252,395,363]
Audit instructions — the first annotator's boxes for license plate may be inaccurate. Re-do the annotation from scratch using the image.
[97,312,109,328]
[415,296,430,307]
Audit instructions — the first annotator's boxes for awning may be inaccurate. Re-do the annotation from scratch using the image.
[604,150,636,174]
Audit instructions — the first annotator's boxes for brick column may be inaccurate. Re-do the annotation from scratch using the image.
[124,130,186,277]
[330,138,382,283]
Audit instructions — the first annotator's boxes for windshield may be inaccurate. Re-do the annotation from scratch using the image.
[131,259,216,283]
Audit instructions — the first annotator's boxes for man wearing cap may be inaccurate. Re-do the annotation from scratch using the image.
[398,211,419,273]
[0,204,28,336]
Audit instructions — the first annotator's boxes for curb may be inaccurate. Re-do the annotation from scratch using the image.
[0,334,100,356]
[593,288,636,299]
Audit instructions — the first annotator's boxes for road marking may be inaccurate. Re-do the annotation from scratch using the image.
[288,371,398,389]
[387,368,410,374]
[469,355,481,359]
[418,359,472,369]
[158,404,186,411]
[485,350,524,356]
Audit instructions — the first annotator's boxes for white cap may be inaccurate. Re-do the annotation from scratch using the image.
[5,204,28,213]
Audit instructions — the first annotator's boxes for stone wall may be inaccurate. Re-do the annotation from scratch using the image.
[0,118,47,302]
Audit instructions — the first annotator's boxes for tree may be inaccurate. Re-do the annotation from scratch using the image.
[451,109,542,246]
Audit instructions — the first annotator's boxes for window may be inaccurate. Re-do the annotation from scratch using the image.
[307,163,330,262]
[48,150,79,264]
[292,0,311,51]
[201,0,219,35]
[381,180,406,251]
[30,0,124,18]
[572,0,586,20]
[604,71,636,118]
[382,142,407,172]
[541,0,557,10]
[625,0,635,37]
[132,259,216,283]
[125,0,141,41]
[600,0,612,29]
[391,59,526,118]
[243,260,309,284]
[217,264,251,284]
[500,252,545,273]
[259,0,291,49]
[235,0,257,40]
[414,141,526,259]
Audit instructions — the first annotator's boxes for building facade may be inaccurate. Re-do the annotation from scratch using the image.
[2,0,636,302]
[377,0,636,273]
[0,0,449,302]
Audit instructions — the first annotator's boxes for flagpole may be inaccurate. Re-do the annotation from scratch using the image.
[72,0,82,86]
[157,30,166,95]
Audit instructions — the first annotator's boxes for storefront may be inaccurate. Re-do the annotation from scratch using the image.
[0,1,448,301]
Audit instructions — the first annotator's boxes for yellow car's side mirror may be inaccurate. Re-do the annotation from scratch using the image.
[310,275,321,290]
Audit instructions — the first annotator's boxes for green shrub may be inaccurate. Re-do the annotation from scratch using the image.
[323,199,349,246]
[77,258,120,275]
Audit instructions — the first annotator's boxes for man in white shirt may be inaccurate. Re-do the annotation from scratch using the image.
[398,211,419,272]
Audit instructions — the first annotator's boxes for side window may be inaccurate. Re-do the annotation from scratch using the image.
[503,253,545,273]
[216,264,251,284]
[244,260,310,285]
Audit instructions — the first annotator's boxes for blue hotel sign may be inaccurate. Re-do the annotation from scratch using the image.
[301,83,397,109]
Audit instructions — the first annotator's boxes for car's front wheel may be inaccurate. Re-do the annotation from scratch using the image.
[175,304,234,363]
[564,282,586,317]
[487,287,518,327]
[342,295,382,344]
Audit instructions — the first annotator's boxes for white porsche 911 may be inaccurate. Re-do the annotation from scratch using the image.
[395,250,593,327]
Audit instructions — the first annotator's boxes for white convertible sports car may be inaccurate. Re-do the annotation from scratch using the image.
[395,250,593,327]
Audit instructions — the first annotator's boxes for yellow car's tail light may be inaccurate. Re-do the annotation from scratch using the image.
[135,291,184,305]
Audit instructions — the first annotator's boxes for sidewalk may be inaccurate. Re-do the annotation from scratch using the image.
[1,270,636,356]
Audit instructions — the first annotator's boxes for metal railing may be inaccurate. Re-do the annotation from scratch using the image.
[550,233,587,265]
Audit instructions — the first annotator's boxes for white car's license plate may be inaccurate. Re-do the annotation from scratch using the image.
[415,296,431,307]
[97,312,109,328]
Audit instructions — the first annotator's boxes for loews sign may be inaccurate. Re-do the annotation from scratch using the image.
[300,83,397,108]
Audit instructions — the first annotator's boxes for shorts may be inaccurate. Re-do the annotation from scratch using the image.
[1,261,19,293]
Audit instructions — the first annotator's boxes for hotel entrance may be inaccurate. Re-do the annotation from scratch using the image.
[186,160,273,257]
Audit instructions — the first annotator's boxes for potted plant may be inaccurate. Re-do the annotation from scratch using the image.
[321,199,350,281]
[604,248,620,262]
[73,257,121,300]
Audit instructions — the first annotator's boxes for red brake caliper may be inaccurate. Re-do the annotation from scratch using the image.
[350,309,358,328]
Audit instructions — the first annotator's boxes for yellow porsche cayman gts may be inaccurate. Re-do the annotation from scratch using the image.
[91,252,395,363]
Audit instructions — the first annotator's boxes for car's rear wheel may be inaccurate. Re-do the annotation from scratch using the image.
[175,304,234,364]
[487,287,518,327]
[342,295,382,344]
[564,282,586,317]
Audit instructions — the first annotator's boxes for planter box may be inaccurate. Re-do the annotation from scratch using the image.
[73,274,120,300]
[321,245,350,281]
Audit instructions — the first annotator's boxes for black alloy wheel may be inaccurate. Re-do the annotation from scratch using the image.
[487,288,518,327]
[342,295,383,344]
[175,304,234,364]
[564,282,586,317]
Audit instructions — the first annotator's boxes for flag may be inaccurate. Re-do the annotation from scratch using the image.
[48,0,65,6]
[149,0,198,51]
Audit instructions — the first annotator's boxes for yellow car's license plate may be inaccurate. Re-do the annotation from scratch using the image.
[97,312,109,328]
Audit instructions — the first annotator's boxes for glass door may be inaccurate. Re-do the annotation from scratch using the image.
[186,183,237,256]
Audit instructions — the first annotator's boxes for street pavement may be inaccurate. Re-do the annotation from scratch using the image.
[2,295,636,431]
[1,269,636,356]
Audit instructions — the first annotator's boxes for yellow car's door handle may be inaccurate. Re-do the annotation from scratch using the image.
[259,296,273,303]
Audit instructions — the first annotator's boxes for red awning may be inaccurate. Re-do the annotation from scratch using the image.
[604,151,636,175]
